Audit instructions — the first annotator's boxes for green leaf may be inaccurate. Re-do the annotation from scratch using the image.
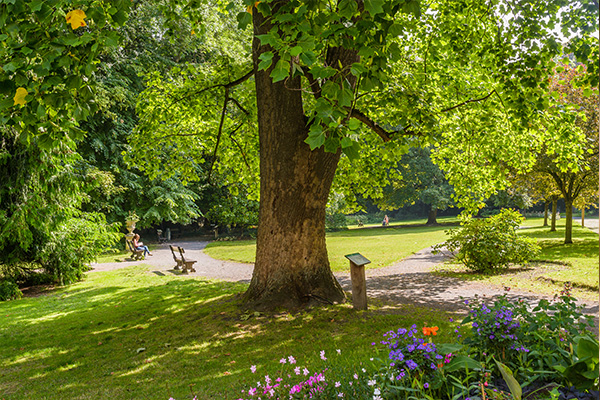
[582,87,593,97]
[236,12,252,30]
[402,0,421,17]
[270,59,289,82]
[348,118,360,130]
[443,355,482,373]
[340,137,353,148]
[258,52,274,71]
[342,141,360,161]
[256,33,278,47]
[305,133,325,150]
[324,136,340,153]
[364,0,384,16]
[289,46,302,57]
[300,51,317,66]
[495,359,522,400]
[337,87,353,107]
[350,62,367,77]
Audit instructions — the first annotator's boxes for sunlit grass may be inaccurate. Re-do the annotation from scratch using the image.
[0,266,455,400]
[205,223,456,271]
[433,218,599,301]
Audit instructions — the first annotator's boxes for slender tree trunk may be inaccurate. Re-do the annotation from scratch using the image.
[543,201,549,227]
[564,199,573,244]
[426,207,438,225]
[550,198,557,232]
[581,206,585,227]
[244,7,345,309]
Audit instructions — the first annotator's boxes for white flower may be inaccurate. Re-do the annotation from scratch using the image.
[374,388,381,395]
[373,396,383,400]
[320,350,327,361]
[303,368,309,376]
[335,381,341,388]
[294,367,301,375]
[336,349,341,355]
[353,374,358,380]
[269,389,275,397]
[338,393,344,398]
[368,379,376,386]
[288,355,296,364]
[250,365,257,373]
[280,358,286,364]
[362,368,366,373]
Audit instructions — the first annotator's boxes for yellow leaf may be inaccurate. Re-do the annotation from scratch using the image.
[191,29,195,35]
[66,9,87,30]
[13,87,27,106]
[247,1,260,14]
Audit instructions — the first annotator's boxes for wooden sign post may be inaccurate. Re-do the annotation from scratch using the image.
[344,253,371,310]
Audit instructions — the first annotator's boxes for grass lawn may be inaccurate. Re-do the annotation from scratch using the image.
[0,266,455,400]
[433,218,599,301]
[205,222,456,272]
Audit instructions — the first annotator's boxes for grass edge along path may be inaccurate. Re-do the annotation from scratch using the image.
[204,223,455,272]
[432,218,599,302]
[0,265,455,400]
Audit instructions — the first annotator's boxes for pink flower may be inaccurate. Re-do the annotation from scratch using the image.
[279,358,286,364]
[288,355,296,364]
[250,365,257,373]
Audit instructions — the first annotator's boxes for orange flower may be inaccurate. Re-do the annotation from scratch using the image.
[422,326,439,336]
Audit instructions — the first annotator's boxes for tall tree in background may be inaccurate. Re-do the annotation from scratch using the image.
[377,147,454,225]
[536,65,599,244]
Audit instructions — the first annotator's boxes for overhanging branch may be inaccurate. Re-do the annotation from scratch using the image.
[349,108,416,142]
[441,89,496,113]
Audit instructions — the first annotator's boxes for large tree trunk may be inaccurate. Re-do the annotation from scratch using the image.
[426,207,438,225]
[550,198,557,232]
[564,199,573,244]
[543,200,549,227]
[244,7,345,309]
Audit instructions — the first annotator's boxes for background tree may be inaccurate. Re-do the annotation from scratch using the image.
[377,147,454,225]
[535,65,599,243]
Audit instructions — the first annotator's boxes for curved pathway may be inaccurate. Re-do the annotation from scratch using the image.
[89,241,598,320]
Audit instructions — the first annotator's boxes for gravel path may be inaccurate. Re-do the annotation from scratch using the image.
[89,241,598,321]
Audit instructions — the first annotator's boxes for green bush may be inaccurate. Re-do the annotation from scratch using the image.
[38,212,121,285]
[0,280,22,301]
[435,209,540,273]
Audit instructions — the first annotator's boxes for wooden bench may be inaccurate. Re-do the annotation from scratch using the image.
[126,239,145,260]
[169,245,197,273]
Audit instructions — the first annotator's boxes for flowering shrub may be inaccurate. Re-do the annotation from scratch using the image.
[380,325,446,389]
[459,287,597,390]
[236,350,381,399]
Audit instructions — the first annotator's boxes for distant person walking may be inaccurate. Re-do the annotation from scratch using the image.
[133,234,152,257]
[382,215,389,226]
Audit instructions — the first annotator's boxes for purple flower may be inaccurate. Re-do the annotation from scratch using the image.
[424,382,429,389]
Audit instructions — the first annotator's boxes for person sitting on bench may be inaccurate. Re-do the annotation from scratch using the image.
[133,234,152,257]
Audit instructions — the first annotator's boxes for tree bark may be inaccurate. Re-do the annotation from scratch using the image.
[550,198,557,232]
[543,200,549,227]
[564,199,573,244]
[243,6,346,309]
[426,207,438,225]
[581,206,585,227]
